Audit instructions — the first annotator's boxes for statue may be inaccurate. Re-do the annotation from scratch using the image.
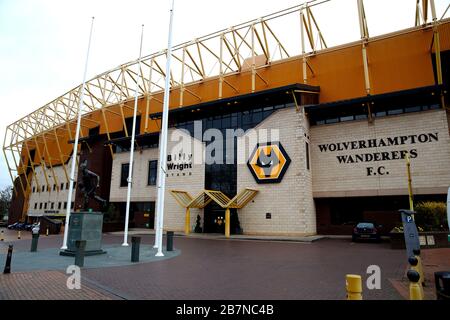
[78,159,107,211]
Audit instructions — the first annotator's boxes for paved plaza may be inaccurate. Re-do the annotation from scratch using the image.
[1,228,449,300]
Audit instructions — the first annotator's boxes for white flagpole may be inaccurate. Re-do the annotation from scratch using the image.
[61,17,95,250]
[122,24,145,246]
[155,0,175,256]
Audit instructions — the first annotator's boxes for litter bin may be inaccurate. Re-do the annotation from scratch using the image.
[434,271,450,300]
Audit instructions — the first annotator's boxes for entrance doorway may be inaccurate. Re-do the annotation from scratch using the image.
[204,205,225,233]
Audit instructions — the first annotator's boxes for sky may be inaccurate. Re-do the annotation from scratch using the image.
[0,0,449,189]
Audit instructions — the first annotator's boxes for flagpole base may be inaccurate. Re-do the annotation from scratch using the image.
[122,243,129,247]
[61,246,68,250]
[155,251,164,257]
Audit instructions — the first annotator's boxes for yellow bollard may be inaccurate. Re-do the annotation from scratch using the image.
[184,208,190,235]
[346,274,363,300]
[413,249,425,286]
[407,269,423,300]
[46,227,49,236]
[225,208,230,238]
[0,230,4,241]
[17,230,21,240]
[408,256,424,298]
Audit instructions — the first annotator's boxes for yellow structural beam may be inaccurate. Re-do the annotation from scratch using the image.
[170,188,258,238]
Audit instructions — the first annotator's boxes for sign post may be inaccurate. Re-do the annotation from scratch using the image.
[400,209,420,258]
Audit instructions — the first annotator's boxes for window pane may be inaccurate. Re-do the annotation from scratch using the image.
[121,163,129,187]
[387,108,403,115]
[148,160,157,185]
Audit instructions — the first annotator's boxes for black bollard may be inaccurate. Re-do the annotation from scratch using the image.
[131,236,141,262]
[74,240,86,267]
[30,233,39,252]
[3,245,13,274]
[166,231,174,251]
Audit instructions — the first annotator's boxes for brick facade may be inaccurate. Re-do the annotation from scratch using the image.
[23,108,450,236]
[310,109,450,197]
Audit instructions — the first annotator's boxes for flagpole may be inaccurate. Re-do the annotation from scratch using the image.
[155,0,175,256]
[61,17,95,250]
[122,24,145,246]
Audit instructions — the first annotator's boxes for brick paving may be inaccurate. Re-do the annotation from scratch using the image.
[82,236,406,300]
[0,270,117,300]
[387,248,450,300]
[2,232,441,300]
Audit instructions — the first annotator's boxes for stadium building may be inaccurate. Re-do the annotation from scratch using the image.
[5,0,450,236]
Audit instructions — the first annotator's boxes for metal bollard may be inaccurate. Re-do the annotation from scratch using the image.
[131,236,141,262]
[74,240,86,267]
[17,231,21,240]
[30,233,39,252]
[408,256,424,297]
[407,269,423,300]
[46,227,49,236]
[3,245,13,274]
[166,231,174,252]
[346,274,362,300]
[413,249,425,286]
[0,230,4,241]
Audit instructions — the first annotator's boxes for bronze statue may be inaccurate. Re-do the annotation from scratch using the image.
[78,159,107,211]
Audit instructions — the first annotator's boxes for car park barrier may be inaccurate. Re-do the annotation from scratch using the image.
[0,230,4,241]
[346,274,362,300]
[407,269,423,300]
[3,245,13,274]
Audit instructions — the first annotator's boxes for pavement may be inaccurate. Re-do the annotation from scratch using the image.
[0,227,448,300]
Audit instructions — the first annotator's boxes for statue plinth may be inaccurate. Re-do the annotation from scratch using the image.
[60,212,106,256]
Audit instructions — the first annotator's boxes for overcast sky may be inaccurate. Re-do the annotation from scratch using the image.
[0,0,449,189]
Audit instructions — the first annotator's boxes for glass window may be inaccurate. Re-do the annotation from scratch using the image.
[64,202,67,209]
[305,141,310,170]
[58,202,62,210]
[354,114,367,120]
[148,160,157,186]
[34,203,37,209]
[404,106,421,113]
[340,115,354,122]
[51,203,54,209]
[356,222,375,229]
[71,202,74,209]
[42,186,45,192]
[53,184,56,191]
[325,117,339,124]
[39,203,43,209]
[121,163,130,187]
[387,108,403,115]
[429,104,440,110]
[65,182,69,190]
[44,203,47,210]
[61,183,64,190]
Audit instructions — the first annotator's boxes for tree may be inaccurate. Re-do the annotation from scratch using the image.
[0,186,13,220]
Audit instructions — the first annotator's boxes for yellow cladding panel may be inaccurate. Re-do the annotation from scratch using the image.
[17,22,450,167]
